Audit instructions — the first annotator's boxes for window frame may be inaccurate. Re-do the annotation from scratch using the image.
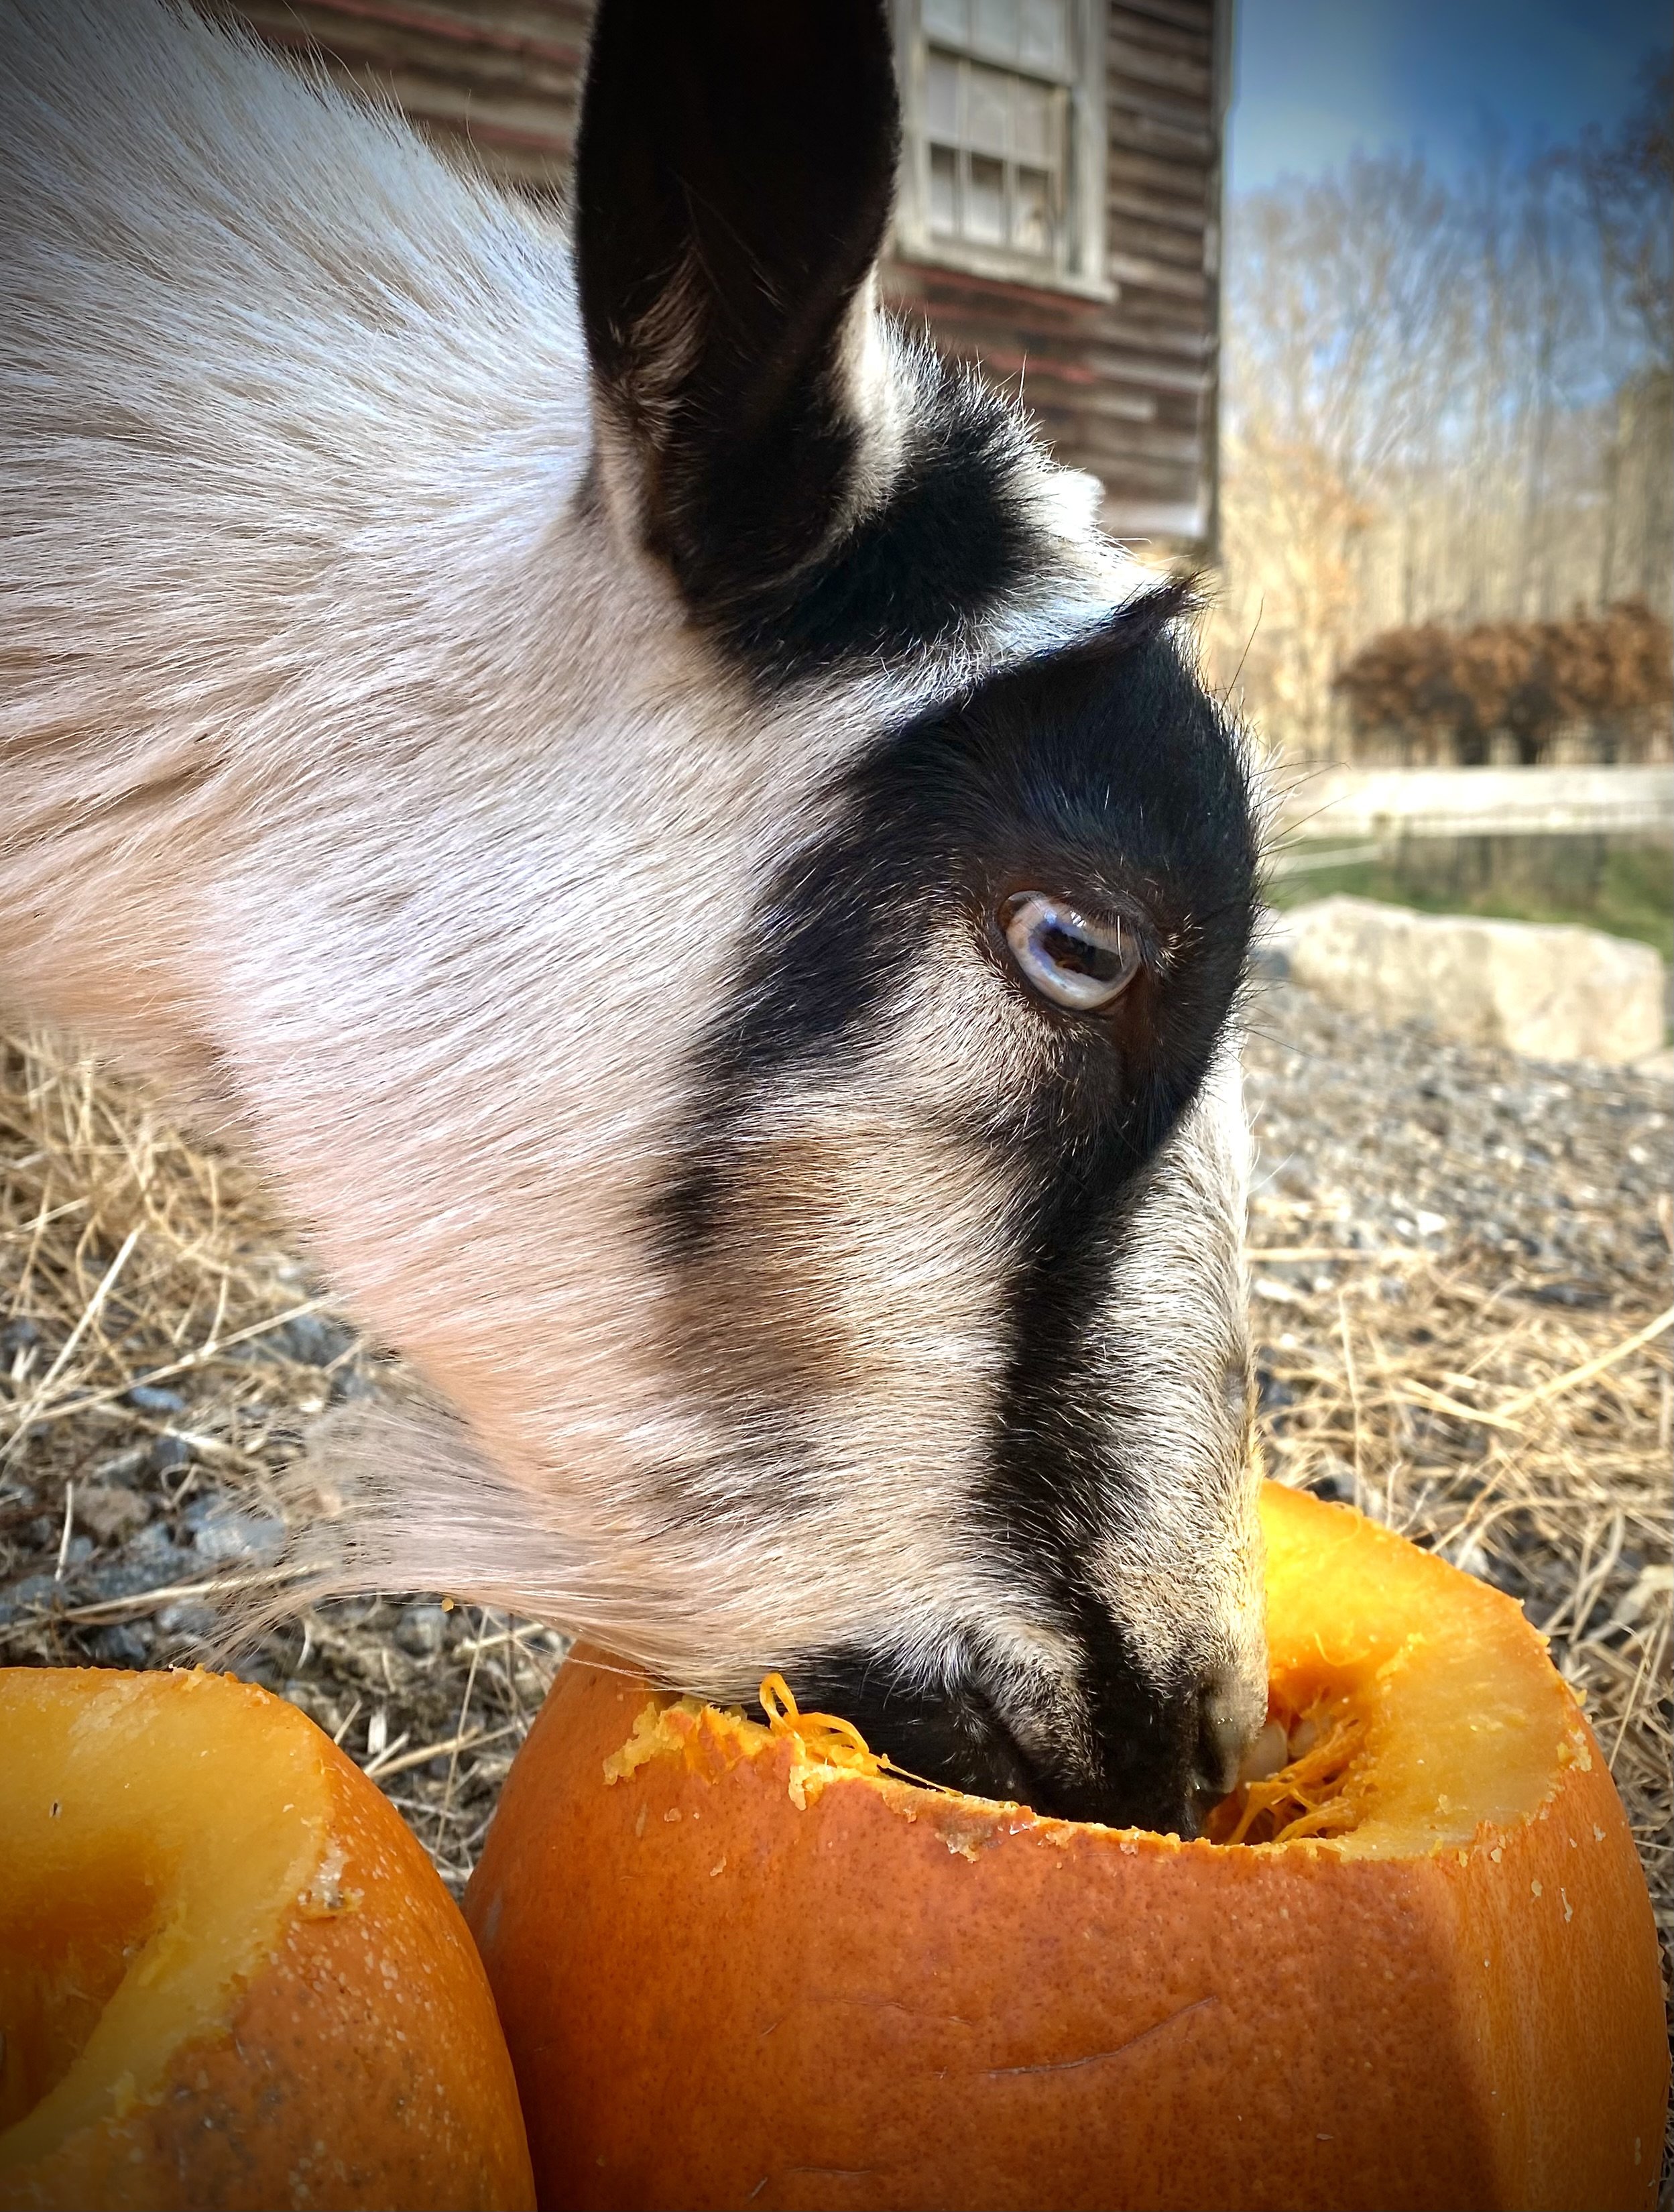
[891,0,1112,300]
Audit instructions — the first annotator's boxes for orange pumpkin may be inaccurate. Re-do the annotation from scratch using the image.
[0,1666,534,2211]
[467,1484,1669,2212]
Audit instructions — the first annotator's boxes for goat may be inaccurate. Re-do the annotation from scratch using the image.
[0,0,1264,1832]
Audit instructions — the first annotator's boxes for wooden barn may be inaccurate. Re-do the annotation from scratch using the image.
[230,0,1231,553]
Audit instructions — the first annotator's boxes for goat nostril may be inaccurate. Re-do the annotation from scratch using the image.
[1194,1671,1264,1803]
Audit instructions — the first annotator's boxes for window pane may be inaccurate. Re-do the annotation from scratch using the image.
[1012,164,1053,255]
[929,143,959,235]
[966,153,1006,243]
[1018,0,1067,72]
[965,62,1011,156]
[971,0,1019,58]
[1012,77,1053,164]
[925,50,960,138]
[922,0,968,41]
[912,0,1071,270]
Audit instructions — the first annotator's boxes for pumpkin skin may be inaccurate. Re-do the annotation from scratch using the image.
[465,1485,1669,2212]
[0,1667,534,2212]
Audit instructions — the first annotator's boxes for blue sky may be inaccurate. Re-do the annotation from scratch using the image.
[1229,0,1667,192]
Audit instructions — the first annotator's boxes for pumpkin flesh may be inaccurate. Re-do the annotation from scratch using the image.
[0,1666,534,2212]
[467,1485,1669,2212]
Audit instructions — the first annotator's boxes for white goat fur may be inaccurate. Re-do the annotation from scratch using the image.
[0,0,1261,1737]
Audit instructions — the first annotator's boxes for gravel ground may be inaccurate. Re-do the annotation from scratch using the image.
[3,980,1671,2186]
[1242,977,1673,2201]
[1244,980,1671,1314]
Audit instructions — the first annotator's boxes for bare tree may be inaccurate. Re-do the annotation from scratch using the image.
[1217,154,1470,755]
[1566,52,1674,611]
[1566,51,1674,373]
[1211,95,1669,763]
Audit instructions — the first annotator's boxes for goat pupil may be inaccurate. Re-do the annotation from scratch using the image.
[1040,921,1115,980]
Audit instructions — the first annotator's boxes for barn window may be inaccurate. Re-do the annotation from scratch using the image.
[892,0,1109,296]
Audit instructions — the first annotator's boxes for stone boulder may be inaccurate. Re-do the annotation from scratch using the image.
[1266,897,1667,1065]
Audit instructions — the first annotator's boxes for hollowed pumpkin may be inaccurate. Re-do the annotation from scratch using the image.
[0,1666,534,2211]
[465,1484,1669,2212]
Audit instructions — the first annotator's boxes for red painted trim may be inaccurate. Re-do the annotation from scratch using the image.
[886,258,1104,321]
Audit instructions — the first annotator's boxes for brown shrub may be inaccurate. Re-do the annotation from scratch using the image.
[1334,602,1673,761]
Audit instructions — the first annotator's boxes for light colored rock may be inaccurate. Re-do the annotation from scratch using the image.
[1278,896,1666,1066]
[74,1481,152,1542]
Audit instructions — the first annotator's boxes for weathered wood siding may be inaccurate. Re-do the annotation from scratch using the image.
[885,0,1228,549]
[231,0,1228,551]
[231,1,588,189]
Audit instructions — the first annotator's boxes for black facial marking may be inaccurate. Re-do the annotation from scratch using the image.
[766,1648,1041,1806]
[975,638,1257,1830]
[716,357,1042,683]
[573,0,1049,683]
[654,594,1256,1828]
[656,582,1256,1273]
[786,1631,1220,1835]
[575,1,902,622]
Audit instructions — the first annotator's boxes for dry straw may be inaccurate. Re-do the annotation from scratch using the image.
[0,1029,563,1887]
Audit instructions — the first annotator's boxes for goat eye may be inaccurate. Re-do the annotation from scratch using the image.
[1000,892,1141,1011]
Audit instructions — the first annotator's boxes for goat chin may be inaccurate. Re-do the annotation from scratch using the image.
[218,1389,723,1700]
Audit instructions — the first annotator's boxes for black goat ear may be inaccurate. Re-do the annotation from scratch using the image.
[573,0,901,618]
